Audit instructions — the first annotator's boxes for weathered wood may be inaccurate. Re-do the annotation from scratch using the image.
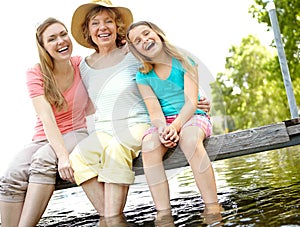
[204,122,290,161]
[55,117,300,190]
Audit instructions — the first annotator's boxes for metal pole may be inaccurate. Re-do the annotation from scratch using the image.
[266,1,299,118]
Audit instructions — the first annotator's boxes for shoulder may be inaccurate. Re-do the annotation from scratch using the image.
[78,56,90,78]
[136,70,152,84]
[70,56,83,68]
[136,70,145,78]
[26,63,44,97]
[26,63,42,81]
[124,52,140,65]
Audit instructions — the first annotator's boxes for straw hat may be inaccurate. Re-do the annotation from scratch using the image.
[71,0,133,48]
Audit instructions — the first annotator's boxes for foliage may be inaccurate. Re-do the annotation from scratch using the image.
[211,0,299,132]
[249,0,300,108]
[249,0,300,80]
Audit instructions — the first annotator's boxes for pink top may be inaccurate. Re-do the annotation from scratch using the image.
[26,56,91,140]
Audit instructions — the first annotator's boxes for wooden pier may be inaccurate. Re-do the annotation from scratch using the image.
[55,117,300,190]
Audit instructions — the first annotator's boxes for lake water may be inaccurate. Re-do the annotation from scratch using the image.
[38,145,300,226]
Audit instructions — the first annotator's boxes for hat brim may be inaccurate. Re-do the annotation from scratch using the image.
[71,2,133,48]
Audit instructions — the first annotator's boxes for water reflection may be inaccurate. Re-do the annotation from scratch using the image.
[97,214,134,227]
[37,146,300,226]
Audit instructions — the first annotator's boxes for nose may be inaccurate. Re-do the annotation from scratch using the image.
[99,22,107,30]
[57,36,65,45]
[141,36,148,43]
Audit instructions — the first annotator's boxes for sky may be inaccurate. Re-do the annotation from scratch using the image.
[0,0,273,173]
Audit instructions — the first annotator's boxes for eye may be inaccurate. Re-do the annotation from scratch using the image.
[134,39,141,45]
[61,31,68,37]
[105,19,113,23]
[48,37,56,42]
[91,20,99,26]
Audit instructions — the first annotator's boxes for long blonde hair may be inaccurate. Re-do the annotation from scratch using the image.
[35,17,67,111]
[126,21,197,75]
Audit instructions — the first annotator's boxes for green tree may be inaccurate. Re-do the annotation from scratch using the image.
[211,0,299,132]
[211,35,290,131]
[249,0,300,114]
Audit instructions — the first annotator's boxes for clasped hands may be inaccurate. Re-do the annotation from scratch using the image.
[158,125,179,148]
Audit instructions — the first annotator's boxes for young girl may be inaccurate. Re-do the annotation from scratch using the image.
[126,21,220,213]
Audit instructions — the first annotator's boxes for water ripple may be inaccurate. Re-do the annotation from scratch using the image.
[38,146,300,226]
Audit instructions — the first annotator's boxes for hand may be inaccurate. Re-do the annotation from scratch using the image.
[159,125,179,148]
[160,138,178,148]
[58,155,75,183]
[197,96,211,113]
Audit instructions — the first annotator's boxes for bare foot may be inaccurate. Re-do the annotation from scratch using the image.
[155,209,175,227]
[201,202,224,226]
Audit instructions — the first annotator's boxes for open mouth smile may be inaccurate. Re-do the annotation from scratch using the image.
[145,41,155,50]
[58,47,68,53]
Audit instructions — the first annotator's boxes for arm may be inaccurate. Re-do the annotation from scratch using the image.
[178,49,211,113]
[31,95,75,183]
[137,84,178,148]
[169,67,199,133]
[137,84,166,130]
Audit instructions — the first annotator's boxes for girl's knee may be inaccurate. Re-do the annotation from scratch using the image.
[142,133,162,153]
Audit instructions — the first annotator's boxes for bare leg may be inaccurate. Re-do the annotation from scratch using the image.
[202,202,224,225]
[81,177,105,216]
[104,183,129,217]
[82,180,129,217]
[18,183,54,227]
[98,214,128,227]
[179,126,218,204]
[0,201,23,227]
[142,133,170,210]
[155,208,175,227]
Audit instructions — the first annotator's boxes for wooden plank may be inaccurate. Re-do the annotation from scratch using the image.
[55,119,300,190]
[287,125,300,135]
[205,122,290,161]
[285,117,300,135]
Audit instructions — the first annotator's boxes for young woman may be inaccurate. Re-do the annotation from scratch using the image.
[126,21,221,213]
[0,17,93,227]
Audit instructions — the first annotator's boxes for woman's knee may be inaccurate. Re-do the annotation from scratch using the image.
[0,168,29,202]
[30,144,58,183]
[0,143,44,201]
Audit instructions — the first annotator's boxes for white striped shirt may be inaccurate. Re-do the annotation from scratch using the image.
[80,53,150,137]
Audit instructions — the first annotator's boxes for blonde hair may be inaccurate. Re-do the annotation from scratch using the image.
[126,21,196,75]
[35,17,67,111]
[81,6,126,53]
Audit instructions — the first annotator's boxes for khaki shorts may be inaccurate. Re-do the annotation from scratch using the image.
[70,123,150,185]
[0,129,88,202]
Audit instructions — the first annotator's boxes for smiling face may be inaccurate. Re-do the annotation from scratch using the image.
[42,23,72,61]
[88,9,117,51]
[128,24,163,60]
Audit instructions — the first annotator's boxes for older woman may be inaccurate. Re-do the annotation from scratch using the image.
[69,0,211,217]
